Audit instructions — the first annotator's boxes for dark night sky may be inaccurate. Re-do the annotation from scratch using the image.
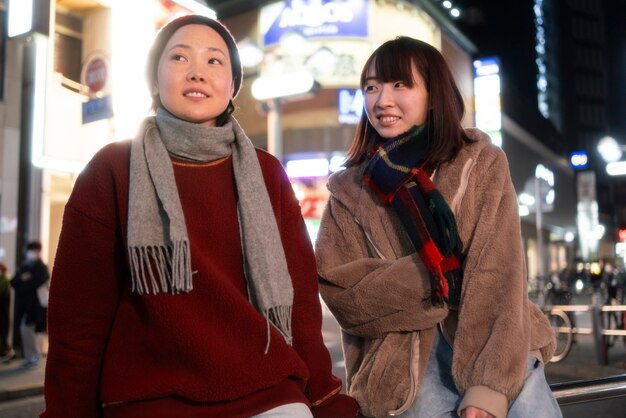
[453,0,626,219]
[605,0,626,142]
[455,0,626,145]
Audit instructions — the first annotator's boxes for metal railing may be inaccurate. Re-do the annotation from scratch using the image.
[544,304,626,365]
[552,374,626,405]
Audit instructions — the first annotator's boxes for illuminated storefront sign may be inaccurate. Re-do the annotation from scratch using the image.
[286,152,345,243]
[7,0,50,38]
[82,96,113,124]
[577,170,601,261]
[257,0,439,88]
[260,0,369,46]
[31,0,216,173]
[286,158,330,178]
[473,57,502,147]
[81,55,112,124]
[570,151,589,169]
[338,88,363,124]
[617,242,626,260]
[287,156,331,245]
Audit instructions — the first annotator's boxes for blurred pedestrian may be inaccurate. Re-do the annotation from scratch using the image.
[42,14,357,418]
[315,36,560,418]
[11,241,49,369]
[0,262,14,362]
[601,259,620,305]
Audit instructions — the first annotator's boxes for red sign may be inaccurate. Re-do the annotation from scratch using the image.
[618,228,626,243]
[156,0,193,29]
[85,58,107,94]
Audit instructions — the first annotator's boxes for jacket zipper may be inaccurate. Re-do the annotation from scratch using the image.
[387,333,421,416]
[450,158,476,215]
[353,216,421,416]
[354,217,386,260]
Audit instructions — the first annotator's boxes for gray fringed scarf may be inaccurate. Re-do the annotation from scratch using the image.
[128,108,293,350]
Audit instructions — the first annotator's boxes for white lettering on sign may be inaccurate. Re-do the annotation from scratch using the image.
[87,66,105,86]
[279,0,354,29]
[84,58,107,93]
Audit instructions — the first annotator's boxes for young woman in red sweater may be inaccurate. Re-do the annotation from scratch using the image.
[41,14,358,418]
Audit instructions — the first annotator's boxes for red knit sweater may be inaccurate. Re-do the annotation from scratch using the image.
[41,141,357,418]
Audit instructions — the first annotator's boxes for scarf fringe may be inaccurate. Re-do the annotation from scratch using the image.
[263,305,293,354]
[128,241,192,295]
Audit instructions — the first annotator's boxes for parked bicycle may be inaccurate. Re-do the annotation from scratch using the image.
[544,272,577,362]
[544,303,626,364]
[546,307,574,362]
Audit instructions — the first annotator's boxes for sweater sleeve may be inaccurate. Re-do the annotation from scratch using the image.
[275,171,358,418]
[315,195,448,338]
[452,148,532,418]
[41,149,126,418]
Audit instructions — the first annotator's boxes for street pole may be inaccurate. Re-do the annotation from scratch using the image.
[266,98,283,163]
[535,176,545,306]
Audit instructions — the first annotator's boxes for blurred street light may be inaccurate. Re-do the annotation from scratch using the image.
[249,25,331,162]
[597,136,626,176]
[606,161,626,176]
[251,71,317,102]
[519,192,535,206]
[593,224,606,240]
[598,135,623,162]
[7,0,50,38]
[251,71,318,162]
[238,38,264,68]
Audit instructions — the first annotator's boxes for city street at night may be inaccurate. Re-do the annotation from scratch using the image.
[2,0,626,416]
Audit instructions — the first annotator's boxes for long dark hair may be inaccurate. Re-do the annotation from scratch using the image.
[145,14,243,126]
[345,36,471,167]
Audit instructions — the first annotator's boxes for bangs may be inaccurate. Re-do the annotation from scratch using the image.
[361,41,418,88]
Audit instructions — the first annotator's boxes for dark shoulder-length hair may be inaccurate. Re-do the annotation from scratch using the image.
[145,14,243,126]
[345,36,472,168]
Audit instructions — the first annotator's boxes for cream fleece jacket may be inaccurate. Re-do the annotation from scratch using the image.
[315,129,556,418]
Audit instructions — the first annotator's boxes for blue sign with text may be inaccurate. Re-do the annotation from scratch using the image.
[262,0,369,46]
[338,88,363,124]
[570,151,589,169]
[82,96,113,124]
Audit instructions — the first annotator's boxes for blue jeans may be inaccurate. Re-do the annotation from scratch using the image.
[399,330,562,418]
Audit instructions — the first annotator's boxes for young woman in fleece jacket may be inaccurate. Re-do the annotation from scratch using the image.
[315,36,561,418]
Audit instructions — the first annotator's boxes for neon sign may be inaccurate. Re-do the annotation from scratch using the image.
[261,0,369,46]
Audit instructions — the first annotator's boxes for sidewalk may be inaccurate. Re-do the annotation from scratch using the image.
[0,357,45,402]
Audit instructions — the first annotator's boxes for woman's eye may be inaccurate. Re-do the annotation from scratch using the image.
[395,81,405,88]
[208,58,222,65]
[364,85,377,92]
[172,54,186,62]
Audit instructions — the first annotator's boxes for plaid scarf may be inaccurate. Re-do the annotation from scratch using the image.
[363,124,464,305]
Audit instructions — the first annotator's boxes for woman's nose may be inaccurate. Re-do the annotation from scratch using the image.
[188,69,205,82]
[375,86,393,108]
